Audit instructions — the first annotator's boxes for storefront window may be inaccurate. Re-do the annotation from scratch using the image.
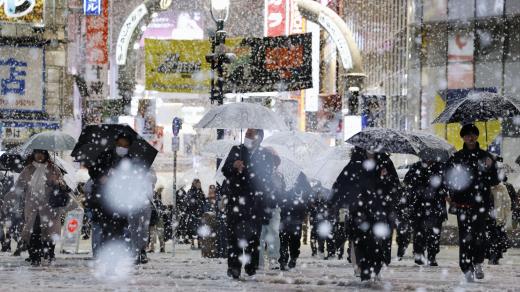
[476,0,504,17]
[506,19,520,62]
[423,25,447,66]
[475,25,504,62]
[504,62,520,96]
[475,62,502,91]
[449,0,475,20]
[505,0,520,15]
[423,0,447,22]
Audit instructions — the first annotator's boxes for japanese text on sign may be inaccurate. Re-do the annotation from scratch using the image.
[83,0,101,16]
[0,58,26,95]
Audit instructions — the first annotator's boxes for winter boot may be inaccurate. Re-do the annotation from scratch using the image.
[136,249,149,264]
[227,268,240,279]
[288,258,297,269]
[464,270,475,283]
[160,247,165,253]
[414,253,425,265]
[474,264,484,280]
[397,245,406,260]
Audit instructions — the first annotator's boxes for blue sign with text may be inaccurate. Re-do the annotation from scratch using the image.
[84,0,101,16]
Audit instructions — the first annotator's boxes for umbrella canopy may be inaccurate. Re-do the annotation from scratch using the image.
[21,131,76,152]
[304,144,353,189]
[432,91,520,124]
[406,131,456,162]
[200,139,240,158]
[346,128,416,154]
[71,124,158,168]
[264,131,328,163]
[194,102,289,130]
[52,156,79,191]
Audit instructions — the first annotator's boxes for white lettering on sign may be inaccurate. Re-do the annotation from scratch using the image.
[116,4,148,65]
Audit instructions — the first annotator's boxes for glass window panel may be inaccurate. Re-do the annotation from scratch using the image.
[424,26,448,66]
[449,0,475,20]
[475,25,504,62]
[506,19,520,61]
[475,62,502,91]
[448,29,474,62]
[423,0,447,22]
[476,0,504,17]
[447,62,474,89]
[504,62,520,96]
[506,0,520,15]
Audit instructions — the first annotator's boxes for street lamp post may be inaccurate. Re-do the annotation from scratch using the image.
[206,0,234,164]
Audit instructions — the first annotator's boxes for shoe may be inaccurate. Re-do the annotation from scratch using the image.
[13,249,21,256]
[488,258,499,265]
[354,266,361,277]
[429,259,438,266]
[414,253,425,265]
[464,271,475,282]
[288,259,296,269]
[227,268,240,279]
[373,274,382,282]
[474,264,484,280]
[147,249,155,253]
[135,250,149,265]
[30,260,41,267]
[397,246,406,259]
[160,248,165,253]
[280,264,287,271]
[245,268,256,277]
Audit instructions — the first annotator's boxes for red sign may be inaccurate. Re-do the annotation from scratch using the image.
[265,0,288,37]
[86,0,109,65]
[67,218,79,233]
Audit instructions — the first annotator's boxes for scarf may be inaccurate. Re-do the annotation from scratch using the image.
[29,162,48,197]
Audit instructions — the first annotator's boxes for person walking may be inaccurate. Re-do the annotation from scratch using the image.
[4,150,69,266]
[148,186,166,253]
[222,129,275,279]
[404,160,448,266]
[278,172,311,270]
[330,147,395,281]
[444,124,499,282]
[186,179,205,249]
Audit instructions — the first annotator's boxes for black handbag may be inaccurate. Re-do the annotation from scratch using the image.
[48,183,70,208]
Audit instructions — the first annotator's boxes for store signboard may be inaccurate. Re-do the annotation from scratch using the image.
[0,46,44,112]
[265,0,288,37]
[0,0,44,24]
[84,0,101,16]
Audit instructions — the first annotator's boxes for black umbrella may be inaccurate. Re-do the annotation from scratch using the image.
[71,124,158,168]
[346,128,416,154]
[0,152,24,173]
[406,131,455,162]
[432,91,520,124]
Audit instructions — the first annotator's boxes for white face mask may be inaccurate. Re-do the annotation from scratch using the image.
[244,138,255,149]
[116,146,129,157]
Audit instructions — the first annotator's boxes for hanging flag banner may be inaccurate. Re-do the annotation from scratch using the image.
[145,33,312,93]
[0,0,44,24]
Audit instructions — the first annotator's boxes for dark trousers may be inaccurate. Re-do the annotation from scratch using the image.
[227,219,262,275]
[396,221,412,257]
[28,215,55,264]
[354,235,384,281]
[457,208,486,273]
[485,219,509,261]
[279,224,302,265]
[413,216,442,260]
[333,221,347,258]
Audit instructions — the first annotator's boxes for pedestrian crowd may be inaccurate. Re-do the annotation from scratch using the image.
[0,124,518,284]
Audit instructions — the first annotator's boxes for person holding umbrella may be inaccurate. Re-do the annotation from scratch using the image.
[403,158,448,266]
[3,150,69,266]
[444,124,499,282]
[329,147,397,281]
[221,128,276,279]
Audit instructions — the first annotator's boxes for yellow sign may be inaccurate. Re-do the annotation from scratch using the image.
[0,0,45,24]
[433,93,501,150]
[145,38,244,93]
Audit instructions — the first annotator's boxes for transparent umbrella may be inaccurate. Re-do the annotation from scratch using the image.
[264,131,328,163]
[304,144,353,190]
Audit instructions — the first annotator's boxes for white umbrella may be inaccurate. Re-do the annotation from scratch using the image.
[200,139,240,158]
[194,102,289,130]
[52,156,79,191]
[22,131,76,153]
[264,131,328,162]
[304,144,353,190]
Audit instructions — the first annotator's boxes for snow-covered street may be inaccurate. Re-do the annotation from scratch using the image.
[1,242,519,291]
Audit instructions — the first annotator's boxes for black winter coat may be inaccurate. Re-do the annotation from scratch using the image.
[279,172,312,227]
[404,161,448,223]
[222,145,275,224]
[444,143,499,209]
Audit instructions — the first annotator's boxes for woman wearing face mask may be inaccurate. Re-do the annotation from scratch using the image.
[4,149,67,266]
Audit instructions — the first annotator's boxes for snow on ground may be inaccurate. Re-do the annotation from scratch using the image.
[0,241,520,291]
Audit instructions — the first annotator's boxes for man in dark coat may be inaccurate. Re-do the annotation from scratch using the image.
[444,124,499,282]
[278,172,311,270]
[329,147,395,281]
[222,129,275,279]
[308,184,332,257]
[404,160,447,266]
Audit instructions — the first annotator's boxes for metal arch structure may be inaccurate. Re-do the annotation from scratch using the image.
[116,0,172,104]
[295,0,365,83]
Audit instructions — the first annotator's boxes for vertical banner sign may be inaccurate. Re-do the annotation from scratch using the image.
[85,0,108,124]
[265,0,288,37]
[61,209,84,254]
[84,0,101,16]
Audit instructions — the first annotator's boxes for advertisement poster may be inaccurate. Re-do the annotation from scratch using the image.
[135,99,157,142]
[0,0,44,24]
[0,46,44,112]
